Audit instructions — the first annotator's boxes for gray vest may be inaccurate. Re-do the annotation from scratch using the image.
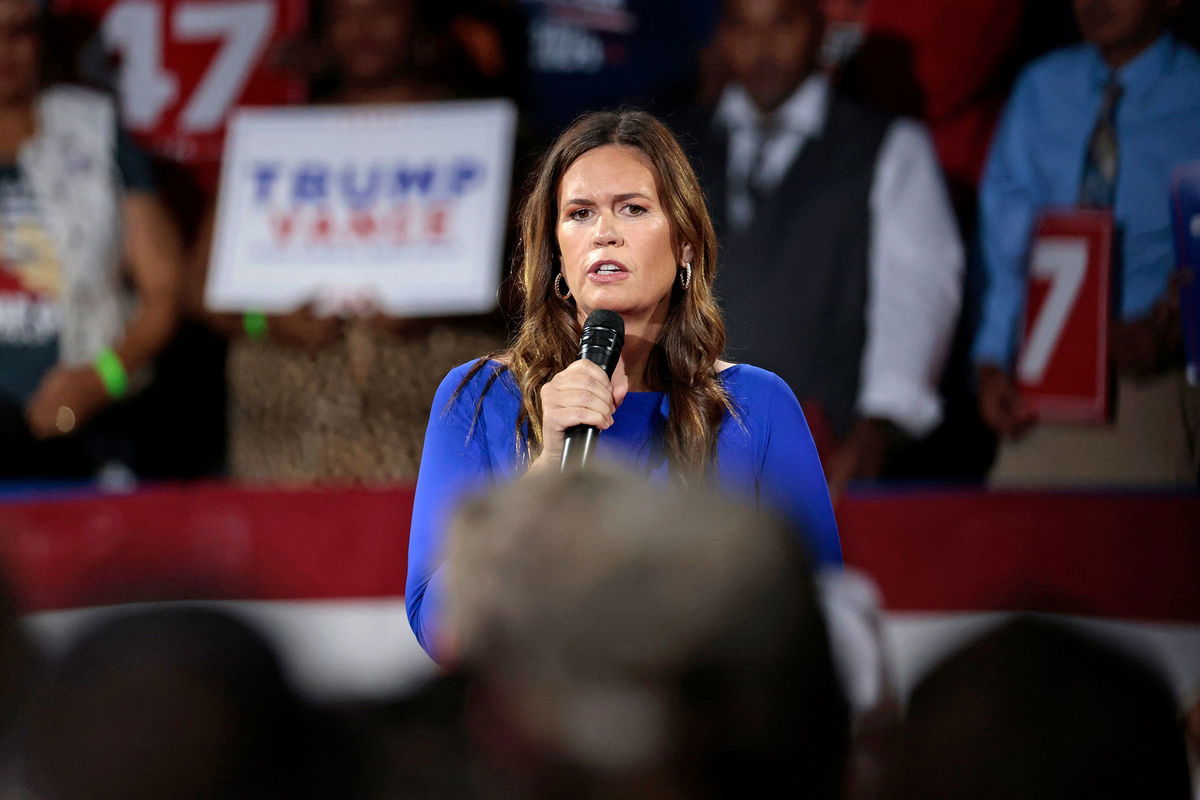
[689,93,892,437]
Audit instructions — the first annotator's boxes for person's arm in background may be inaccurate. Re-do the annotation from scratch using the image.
[184,209,343,350]
[26,135,183,438]
[1109,268,1185,377]
[826,118,963,498]
[756,371,843,567]
[407,362,498,662]
[971,70,1042,438]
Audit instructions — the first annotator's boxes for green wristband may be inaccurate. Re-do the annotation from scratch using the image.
[243,310,269,340]
[94,347,128,400]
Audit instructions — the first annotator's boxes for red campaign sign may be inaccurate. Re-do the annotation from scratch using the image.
[51,0,307,170]
[1015,209,1115,423]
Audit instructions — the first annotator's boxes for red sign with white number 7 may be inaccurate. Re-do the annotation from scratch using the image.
[52,0,307,190]
[1015,209,1115,424]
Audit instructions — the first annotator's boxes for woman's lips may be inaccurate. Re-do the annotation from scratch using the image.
[587,270,630,284]
[587,260,629,284]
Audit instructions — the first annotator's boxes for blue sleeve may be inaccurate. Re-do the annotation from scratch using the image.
[756,373,843,567]
[406,363,497,661]
[972,69,1043,368]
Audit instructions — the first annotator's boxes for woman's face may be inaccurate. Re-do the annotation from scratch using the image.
[556,144,692,328]
[326,0,412,86]
[0,0,39,105]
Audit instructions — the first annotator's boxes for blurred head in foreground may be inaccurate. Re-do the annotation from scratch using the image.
[0,568,37,759]
[446,465,849,798]
[27,606,313,800]
[885,615,1191,800]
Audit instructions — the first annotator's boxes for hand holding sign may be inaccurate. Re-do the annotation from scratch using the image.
[1171,161,1200,385]
[978,363,1037,439]
[267,305,343,351]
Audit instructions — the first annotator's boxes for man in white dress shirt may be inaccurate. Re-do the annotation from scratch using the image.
[676,0,964,497]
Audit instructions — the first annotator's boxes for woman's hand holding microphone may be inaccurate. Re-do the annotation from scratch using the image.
[529,358,628,473]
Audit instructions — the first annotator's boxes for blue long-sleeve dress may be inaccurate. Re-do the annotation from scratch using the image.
[406,359,842,659]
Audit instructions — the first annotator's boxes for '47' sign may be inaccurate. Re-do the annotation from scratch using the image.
[1015,209,1115,423]
[53,0,306,169]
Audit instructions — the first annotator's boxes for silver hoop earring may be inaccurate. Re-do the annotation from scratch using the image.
[554,272,572,300]
[679,262,692,290]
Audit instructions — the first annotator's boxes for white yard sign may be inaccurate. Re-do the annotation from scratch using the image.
[205,99,517,315]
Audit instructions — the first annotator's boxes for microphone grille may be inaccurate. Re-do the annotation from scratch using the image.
[583,309,624,335]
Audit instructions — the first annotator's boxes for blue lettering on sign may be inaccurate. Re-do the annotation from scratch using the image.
[341,165,381,209]
[295,163,329,203]
[449,160,483,194]
[249,158,488,206]
[392,165,436,198]
[251,162,282,203]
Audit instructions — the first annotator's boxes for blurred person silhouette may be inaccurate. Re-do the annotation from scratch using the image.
[302,0,524,104]
[1186,692,1200,797]
[25,606,333,800]
[518,0,721,143]
[827,0,1033,486]
[329,670,483,800]
[186,0,505,482]
[0,0,183,481]
[442,465,851,799]
[0,569,39,794]
[883,615,1192,799]
[973,0,1200,485]
[444,0,530,105]
[674,0,964,500]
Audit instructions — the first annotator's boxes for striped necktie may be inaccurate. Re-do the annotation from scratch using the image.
[733,116,777,229]
[1079,78,1123,208]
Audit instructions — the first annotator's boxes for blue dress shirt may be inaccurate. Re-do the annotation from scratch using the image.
[973,34,1200,367]
[405,360,842,659]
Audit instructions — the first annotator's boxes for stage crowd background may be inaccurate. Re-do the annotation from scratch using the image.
[1,0,1200,797]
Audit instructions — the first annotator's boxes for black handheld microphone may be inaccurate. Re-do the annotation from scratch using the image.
[560,309,624,472]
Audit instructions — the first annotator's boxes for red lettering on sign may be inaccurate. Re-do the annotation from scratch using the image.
[426,205,447,240]
[270,212,294,245]
[350,212,377,239]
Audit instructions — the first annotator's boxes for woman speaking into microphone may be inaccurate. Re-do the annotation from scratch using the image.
[406,110,840,659]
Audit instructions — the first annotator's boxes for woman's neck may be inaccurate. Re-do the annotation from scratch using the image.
[0,98,36,157]
[621,335,655,392]
[336,78,442,106]
[620,312,667,392]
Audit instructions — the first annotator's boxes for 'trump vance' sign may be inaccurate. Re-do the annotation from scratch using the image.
[205,100,517,316]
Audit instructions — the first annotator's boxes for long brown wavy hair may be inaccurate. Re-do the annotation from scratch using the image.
[462,109,733,472]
